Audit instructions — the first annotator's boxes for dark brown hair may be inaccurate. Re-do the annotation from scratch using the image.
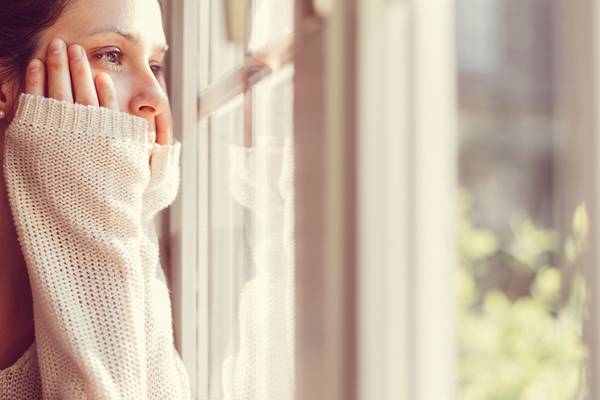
[0,0,72,88]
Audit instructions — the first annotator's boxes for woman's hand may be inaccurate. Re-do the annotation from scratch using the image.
[25,38,118,111]
[24,38,173,155]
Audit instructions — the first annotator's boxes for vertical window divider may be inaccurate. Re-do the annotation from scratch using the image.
[244,89,254,147]
[356,0,457,399]
[294,0,358,399]
[557,1,600,396]
[166,0,203,398]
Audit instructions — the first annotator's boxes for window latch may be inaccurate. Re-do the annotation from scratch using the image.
[224,0,249,44]
[311,0,332,18]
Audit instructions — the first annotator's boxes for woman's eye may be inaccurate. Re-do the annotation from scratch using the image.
[150,64,163,75]
[95,50,122,66]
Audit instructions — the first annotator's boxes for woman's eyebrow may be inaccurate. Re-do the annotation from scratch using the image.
[81,26,136,41]
[78,27,169,52]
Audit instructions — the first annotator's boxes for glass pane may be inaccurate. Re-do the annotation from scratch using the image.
[218,66,295,400]
[200,0,295,397]
[206,0,293,87]
[248,0,294,52]
[455,1,587,398]
[210,0,245,83]
[203,76,295,400]
[207,96,247,400]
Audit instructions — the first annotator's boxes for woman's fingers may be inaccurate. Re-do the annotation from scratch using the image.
[155,102,173,145]
[68,44,99,107]
[94,73,119,111]
[30,39,121,112]
[46,38,73,103]
[24,59,45,96]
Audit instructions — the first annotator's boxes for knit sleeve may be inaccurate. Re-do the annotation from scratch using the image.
[3,94,153,399]
[139,140,192,399]
[143,141,181,223]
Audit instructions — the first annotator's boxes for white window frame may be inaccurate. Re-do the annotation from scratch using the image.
[166,0,458,399]
[164,0,600,399]
[357,0,457,398]
[164,0,204,398]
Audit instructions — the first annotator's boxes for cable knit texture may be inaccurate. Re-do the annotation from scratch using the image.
[0,94,191,399]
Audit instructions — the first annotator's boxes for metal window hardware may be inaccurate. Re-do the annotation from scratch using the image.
[312,0,332,18]
[224,0,249,44]
[199,35,293,119]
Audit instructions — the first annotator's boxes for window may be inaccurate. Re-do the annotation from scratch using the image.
[165,0,600,399]
[353,0,599,399]
[165,0,295,399]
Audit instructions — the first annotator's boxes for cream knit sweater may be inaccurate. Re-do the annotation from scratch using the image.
[0,94,191,399]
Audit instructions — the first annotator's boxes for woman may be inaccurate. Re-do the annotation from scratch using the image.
[0,0,191,398]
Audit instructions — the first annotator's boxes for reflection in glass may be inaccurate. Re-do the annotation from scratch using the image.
[207,96,247,400]
[202,1,295,398]
[220,66,295,400]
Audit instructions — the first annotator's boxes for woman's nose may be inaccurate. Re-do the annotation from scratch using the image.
[129,75,168,120]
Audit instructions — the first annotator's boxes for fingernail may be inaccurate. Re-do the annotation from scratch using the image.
[100,73,112,85]
[49,38,64,54]
[28,59,41,73]
[68,44,82,59]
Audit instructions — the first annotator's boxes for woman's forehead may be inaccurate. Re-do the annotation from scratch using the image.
[43,0,166,46]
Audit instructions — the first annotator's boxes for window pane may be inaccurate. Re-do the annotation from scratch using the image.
[206,96,247,400]
[220,65,295,400]
[456,1,587,398]
[248,0,294,52]
[210,0,245,83]
[199,1,295,398]
[203,69,295,400]
[207,0,293,86]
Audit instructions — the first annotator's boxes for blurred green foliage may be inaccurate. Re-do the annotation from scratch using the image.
[457,191,588,399]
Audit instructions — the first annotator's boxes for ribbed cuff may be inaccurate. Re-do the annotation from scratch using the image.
[12,94,149,143]
[149,139,181,181]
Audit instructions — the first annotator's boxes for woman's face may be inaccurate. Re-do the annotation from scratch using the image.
[30,0,169,131]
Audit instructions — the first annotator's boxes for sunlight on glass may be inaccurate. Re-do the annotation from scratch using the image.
[204,0,295,399]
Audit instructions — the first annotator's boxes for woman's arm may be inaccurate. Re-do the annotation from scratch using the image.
[3,39,190,399]
[4,93,151,399]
